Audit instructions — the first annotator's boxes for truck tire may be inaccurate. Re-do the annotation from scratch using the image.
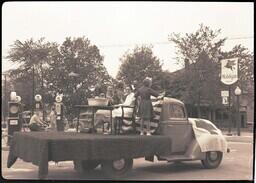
[201,151,223,169]
[101,158,133,179]
[73,160,100,173]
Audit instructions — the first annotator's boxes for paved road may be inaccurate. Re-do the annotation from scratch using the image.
[1,141,253,181]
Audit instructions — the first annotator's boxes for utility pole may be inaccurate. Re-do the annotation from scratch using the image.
[228,85,232,134]
[41,63,45,121]
[32,65,35,115]
[198,70,202,118]
[4,74,7,126]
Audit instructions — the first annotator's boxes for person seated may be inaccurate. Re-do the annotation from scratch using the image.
[29,110,47,131]
[112,86,135,118]
[94,86,136,133]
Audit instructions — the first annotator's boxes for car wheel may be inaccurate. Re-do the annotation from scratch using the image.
[73,160,100,173]
[101,158,133,179]
[201,151,223,169]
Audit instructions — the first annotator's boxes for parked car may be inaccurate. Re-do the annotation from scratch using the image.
[73,112,94,130]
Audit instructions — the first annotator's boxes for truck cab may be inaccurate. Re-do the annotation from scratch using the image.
[157,98,193,154]
[150,97,228,167]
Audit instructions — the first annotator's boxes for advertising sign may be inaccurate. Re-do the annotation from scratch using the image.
[10,119,18,125]
[221,58,238,85]
[221,90,229,97]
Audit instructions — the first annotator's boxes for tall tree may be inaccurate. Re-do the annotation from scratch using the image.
[46,37,111,119]
[168,24,227,117]
[6,37,112,120]
[117,45,164,90]
[168,24,254,118]
[169,23,226,65]
[6,38,58,109]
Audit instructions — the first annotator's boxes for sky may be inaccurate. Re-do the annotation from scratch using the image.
[2,2,254,78]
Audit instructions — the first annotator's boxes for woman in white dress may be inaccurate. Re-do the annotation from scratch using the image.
[94,86,136,133]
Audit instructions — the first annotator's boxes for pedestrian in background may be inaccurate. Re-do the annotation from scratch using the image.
[29,110,47,131]
[113,82,125,104]
[49,106,57,131]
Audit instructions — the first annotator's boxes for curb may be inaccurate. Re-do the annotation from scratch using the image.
[224,135,253,143]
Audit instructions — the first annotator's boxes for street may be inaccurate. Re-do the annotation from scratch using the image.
[1,141,253,181]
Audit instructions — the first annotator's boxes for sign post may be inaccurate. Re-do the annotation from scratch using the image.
[221,58,238,135]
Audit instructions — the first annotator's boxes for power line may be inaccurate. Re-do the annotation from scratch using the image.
[98,36,253,48]
[226,36,254,40]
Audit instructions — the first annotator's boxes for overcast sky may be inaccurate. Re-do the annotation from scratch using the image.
[2,2,254,77]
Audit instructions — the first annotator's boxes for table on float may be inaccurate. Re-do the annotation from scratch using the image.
[75,105,116,134]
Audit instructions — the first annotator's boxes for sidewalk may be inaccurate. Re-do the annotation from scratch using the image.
[222,130,254,143]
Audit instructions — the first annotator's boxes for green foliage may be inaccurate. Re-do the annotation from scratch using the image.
[167,51,222,107]
[6,38,58,108]
[117,45,164,90]
[46,37,111,118]
[168,24,227,108]
[6,36,112,120]
[168,23,254,111]
[169,23,226,65]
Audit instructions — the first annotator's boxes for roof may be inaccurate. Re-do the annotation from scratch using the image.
[152,97,185,106]
[162,97,185,105]
[167,68,185,81]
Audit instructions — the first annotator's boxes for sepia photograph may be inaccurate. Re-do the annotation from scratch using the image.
[1,1,254,181]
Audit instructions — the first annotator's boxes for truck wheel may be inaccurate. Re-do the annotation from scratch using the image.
[101,158,133,179]
[201,151,223,169]
[73,160,100,173]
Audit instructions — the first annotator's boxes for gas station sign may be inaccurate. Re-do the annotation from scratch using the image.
[221,58,238,85]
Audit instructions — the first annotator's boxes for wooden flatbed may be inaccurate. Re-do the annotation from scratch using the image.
[7,132,172,179]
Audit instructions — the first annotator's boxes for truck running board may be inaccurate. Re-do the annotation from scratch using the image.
[158,155,196,162]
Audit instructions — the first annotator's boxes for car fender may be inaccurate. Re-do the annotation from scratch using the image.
[185,139,206,160]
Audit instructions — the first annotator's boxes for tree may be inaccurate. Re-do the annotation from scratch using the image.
[6,36,112,120]
[168,24,254,119]
[166,50,222,117]
[168,24,227,117]
[6,38,58,110]
[1,73,13,122]
[46,37,111,119]
[116,45,164,90]
[169,23,226,65]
